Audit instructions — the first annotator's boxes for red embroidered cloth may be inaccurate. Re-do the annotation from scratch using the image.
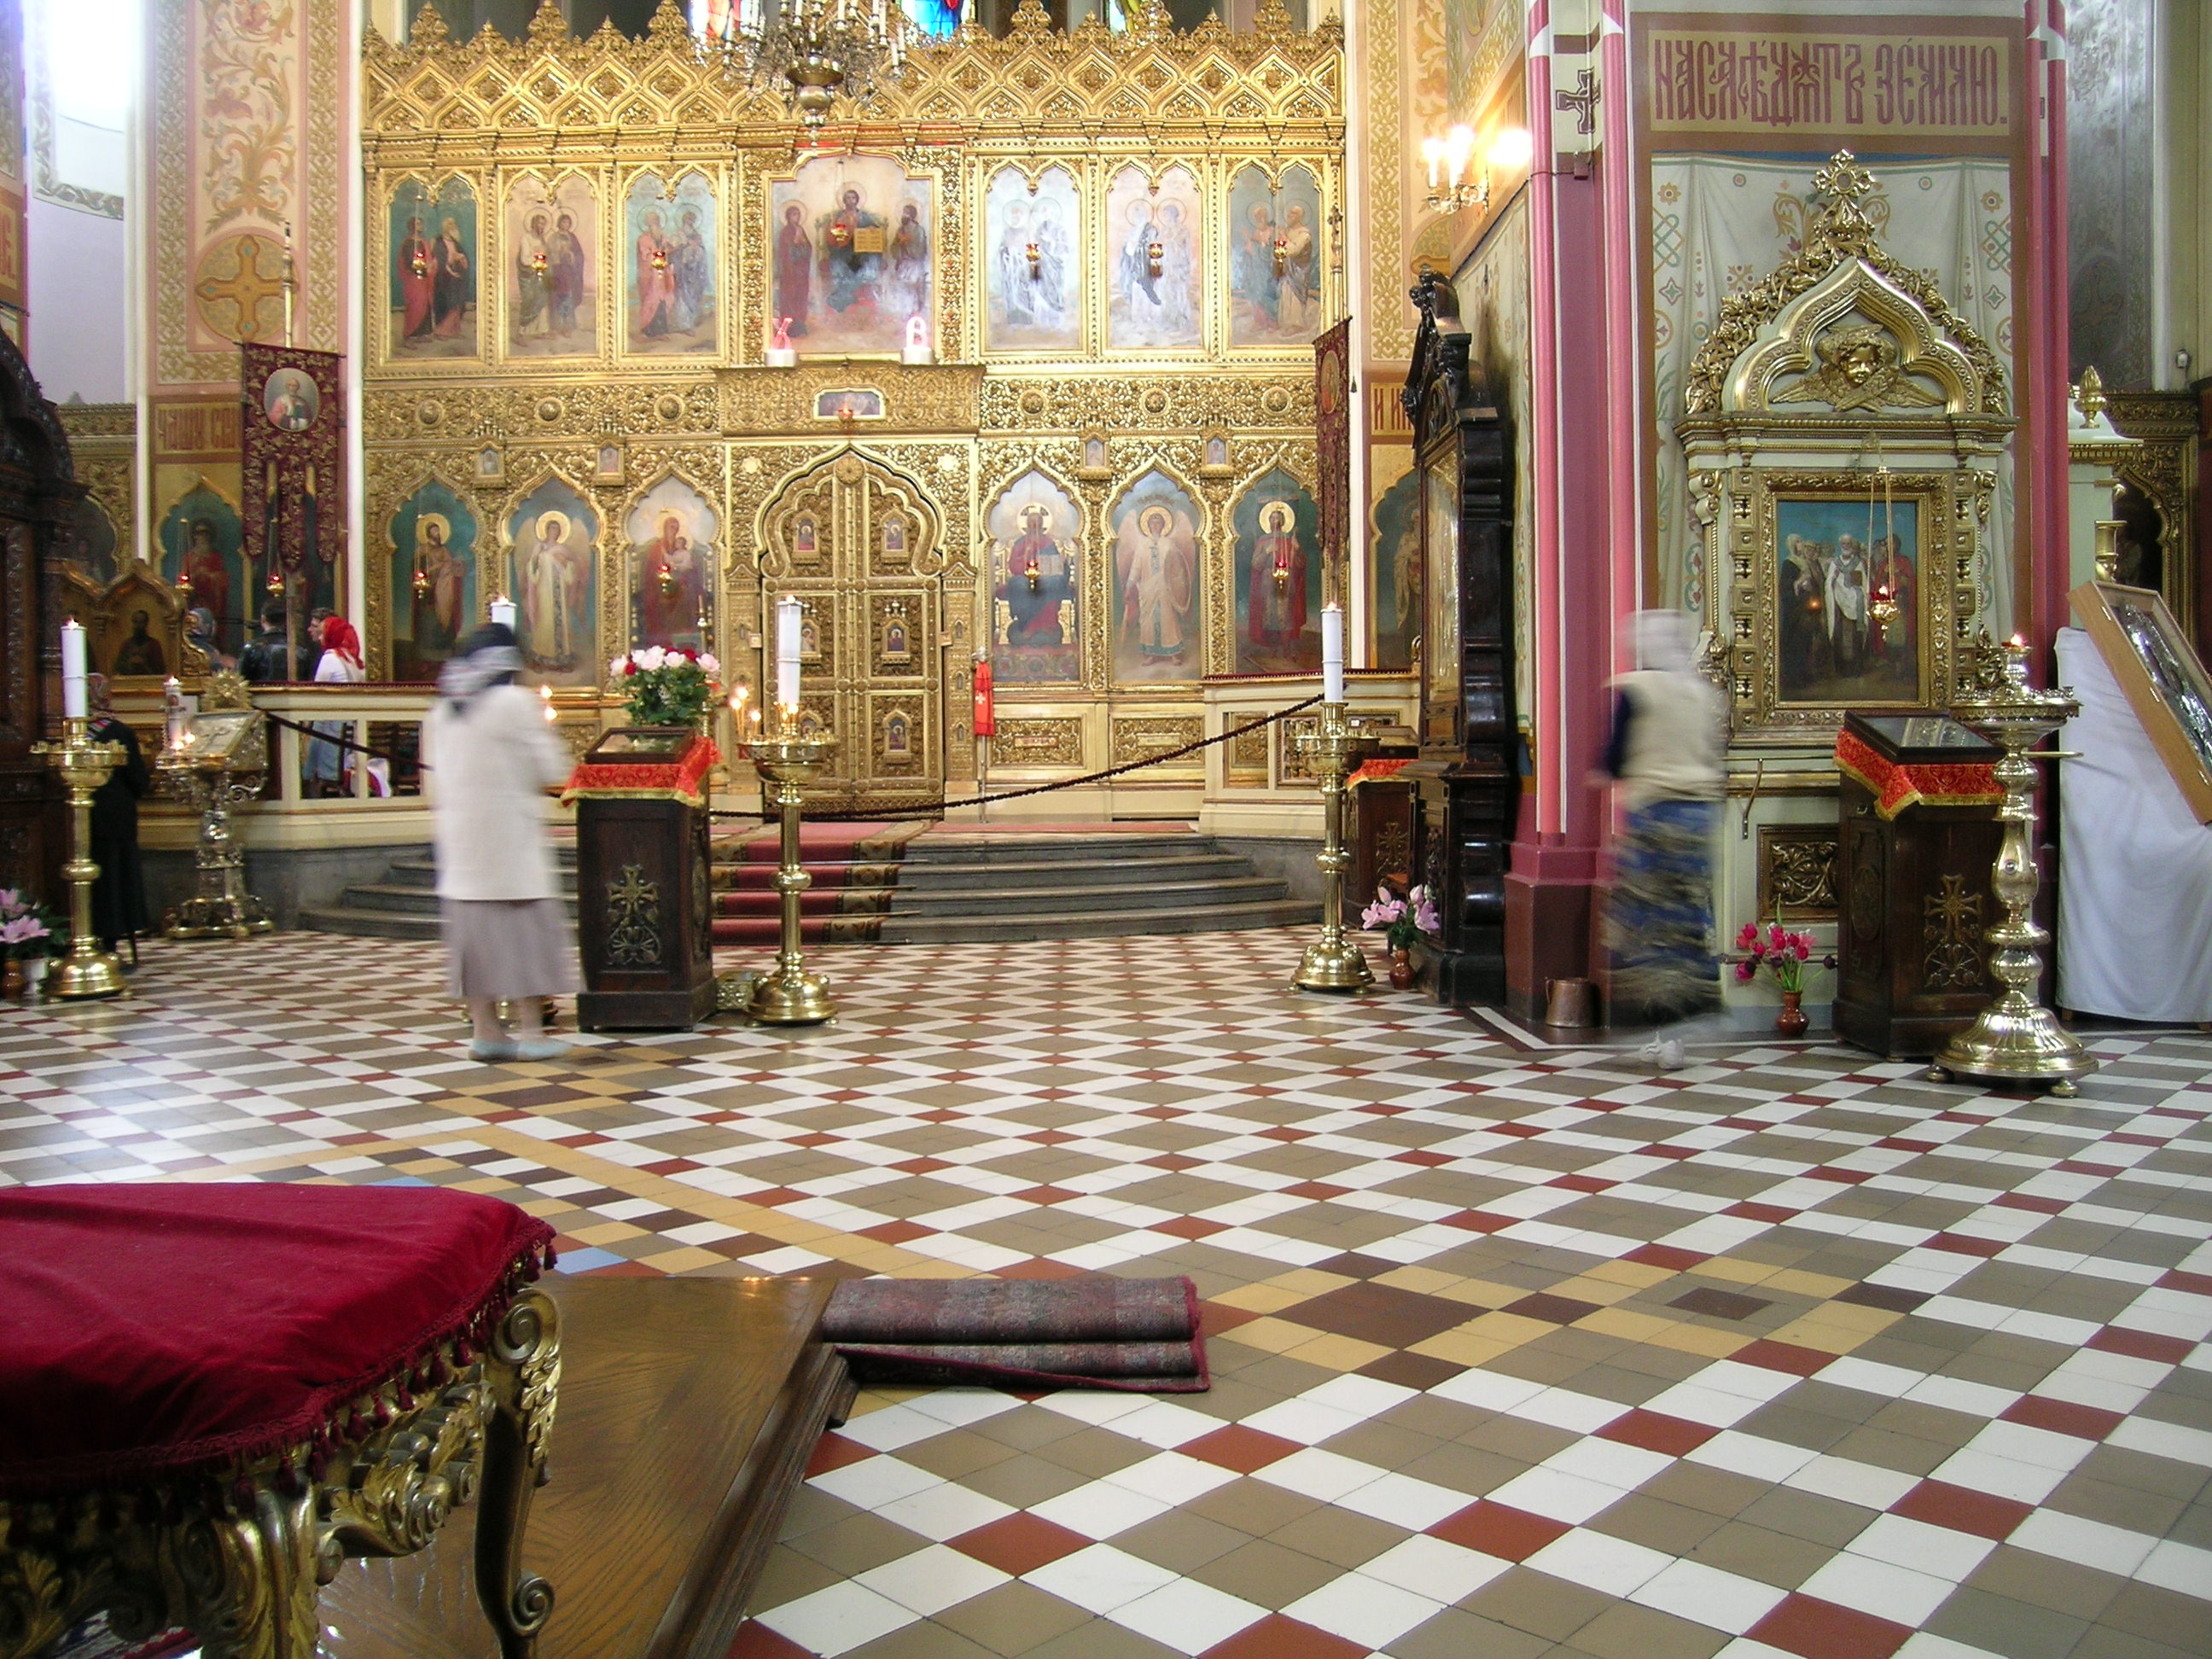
[1348,758,1412,789]
[0,1184,553,1497]
[1834,727,2002,821]
[562,736,719,807]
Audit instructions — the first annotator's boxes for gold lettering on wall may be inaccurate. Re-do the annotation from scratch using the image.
[1646,32,2012,138]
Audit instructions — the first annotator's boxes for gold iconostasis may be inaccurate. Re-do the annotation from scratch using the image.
[362,0,1344,808]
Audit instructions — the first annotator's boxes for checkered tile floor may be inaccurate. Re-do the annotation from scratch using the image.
[4,930,2209,1659]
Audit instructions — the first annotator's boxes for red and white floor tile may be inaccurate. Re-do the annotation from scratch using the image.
[2,929,2207,1659]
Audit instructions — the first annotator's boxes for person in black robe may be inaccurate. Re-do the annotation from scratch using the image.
[84,676,149,958]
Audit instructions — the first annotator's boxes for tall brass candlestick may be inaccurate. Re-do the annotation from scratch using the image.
[1929,636,2094,1097]
[1292,701,1372,992]
[746,708,837,1025]
[33,718,127,999]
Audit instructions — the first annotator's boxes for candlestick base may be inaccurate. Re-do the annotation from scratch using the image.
[1290,701,1376,994]
[747,963,836,1027]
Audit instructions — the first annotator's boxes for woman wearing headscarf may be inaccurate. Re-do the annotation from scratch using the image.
[306,614,364,795]
[1599,610,1724,1057]
[84,675,149,960]
[427,623,577,1062]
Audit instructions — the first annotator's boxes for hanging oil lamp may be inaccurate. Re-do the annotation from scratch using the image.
[1025,239,1042,279]
[1023,553,1042,592]
[1146,239,1164,280]
[411,564,433,597]
[655,560,680,597]
[529,247,547,276]
[650,242,670,273]
[1272,235,1289,278]
[409,247,430,279]
[1272,549,1290,587]
[265,566,287,597]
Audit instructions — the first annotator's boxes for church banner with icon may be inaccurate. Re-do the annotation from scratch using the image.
[1314,317,1352,588]
[240,343,346,630]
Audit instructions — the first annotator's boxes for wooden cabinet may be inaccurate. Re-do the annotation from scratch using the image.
[574,730,717,1031]
[1833,713,2004,1058]
[1346,777,1416,926]
[1401,271,1518,1005]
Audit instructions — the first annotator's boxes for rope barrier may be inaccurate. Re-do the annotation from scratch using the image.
[259,695,1330,824]
[709,695,1324,824]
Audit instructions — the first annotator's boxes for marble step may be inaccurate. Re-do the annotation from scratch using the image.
[888,872,1289,917]
[880,895,1318,944]
[888,852,1255,893]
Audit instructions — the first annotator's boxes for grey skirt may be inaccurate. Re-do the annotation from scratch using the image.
[441,897,579,1000]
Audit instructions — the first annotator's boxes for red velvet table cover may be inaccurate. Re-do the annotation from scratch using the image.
[1834,727,2003,821]
[0,1184,555,1498]
[560,736,719,808]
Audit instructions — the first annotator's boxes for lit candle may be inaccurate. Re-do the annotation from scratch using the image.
[776,594,802,717]
[1321,602,1345,706]
[539,683,556,724]
[490,595,517,629]
[164,676,187,750]
[1421,136,1442,189]
[61,620,87,719]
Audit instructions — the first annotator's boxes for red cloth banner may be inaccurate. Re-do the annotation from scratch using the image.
[1314,318,1353,571]
[972,657,996,737]
[562,736,719,806]
[1348,758,1411,789]
[0,1184,553,1497]
[1834,726,2001,820]
[241,343,346,620]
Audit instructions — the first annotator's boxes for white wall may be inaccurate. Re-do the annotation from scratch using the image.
[25,196,126,404]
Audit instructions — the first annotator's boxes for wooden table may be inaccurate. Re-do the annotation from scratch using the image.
[321,1276,850,1659]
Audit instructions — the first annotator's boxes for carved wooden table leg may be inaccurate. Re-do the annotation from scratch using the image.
[164,1487,325,1659]
[474,1286,561,1659]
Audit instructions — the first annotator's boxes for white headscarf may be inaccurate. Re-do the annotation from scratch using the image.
[437,643,523,713]
[1630,609,1697,675]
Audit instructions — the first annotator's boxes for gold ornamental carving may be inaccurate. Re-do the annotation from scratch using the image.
[1682,151,2007,420]
[991,718,1083,768]
[1756,825,1839,922]
[1109,715,1202,767]
[719,365,984,437]
[1922,872,1983,991]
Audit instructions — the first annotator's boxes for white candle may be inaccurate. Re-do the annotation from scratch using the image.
[490,596,517,629]
[164,676,187,750]
[1321,602,1345,706]
[61,620,87,719]
[776,594,802,715]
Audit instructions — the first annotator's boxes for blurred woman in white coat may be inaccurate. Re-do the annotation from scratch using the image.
[428,623,578,1062]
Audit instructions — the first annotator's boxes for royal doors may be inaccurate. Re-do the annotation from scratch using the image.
[760,451,947,812]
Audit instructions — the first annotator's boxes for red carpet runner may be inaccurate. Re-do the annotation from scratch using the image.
[709,821,928,947]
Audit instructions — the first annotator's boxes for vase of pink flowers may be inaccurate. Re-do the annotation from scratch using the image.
[0,888,58,1002]
[1734,916,1827,1037]
[1361,884,1440,989]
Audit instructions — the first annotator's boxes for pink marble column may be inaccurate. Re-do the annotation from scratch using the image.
[1502,2,1633,1019]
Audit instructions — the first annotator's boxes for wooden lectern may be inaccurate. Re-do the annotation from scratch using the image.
[568,729,718,1031]
[1832,713,2004,1058]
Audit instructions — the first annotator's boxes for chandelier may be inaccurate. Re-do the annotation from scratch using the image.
[719,0,911,129]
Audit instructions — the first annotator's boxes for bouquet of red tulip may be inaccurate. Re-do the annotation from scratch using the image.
[1734,916,1823,993]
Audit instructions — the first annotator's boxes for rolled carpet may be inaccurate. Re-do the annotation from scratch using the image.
[822,1275,1208,1393]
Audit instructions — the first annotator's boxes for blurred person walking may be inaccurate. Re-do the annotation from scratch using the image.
[1599,610,1725,1065]
[426,623,577,1062]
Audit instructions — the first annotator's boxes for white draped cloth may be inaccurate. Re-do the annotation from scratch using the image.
[2056,627,2212,1021]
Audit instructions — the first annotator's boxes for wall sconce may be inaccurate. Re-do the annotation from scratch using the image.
[1421,125,1487,215]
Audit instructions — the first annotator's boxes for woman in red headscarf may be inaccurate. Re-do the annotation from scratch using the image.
[306,614,365,795]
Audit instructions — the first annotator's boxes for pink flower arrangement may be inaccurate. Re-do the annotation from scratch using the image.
[607,646,722,726]
[1734,917,1825,994]
[1360,885,1440,951]
[0,888,57,960]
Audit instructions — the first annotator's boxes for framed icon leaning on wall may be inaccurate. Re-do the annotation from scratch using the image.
[2072,579,2212,823]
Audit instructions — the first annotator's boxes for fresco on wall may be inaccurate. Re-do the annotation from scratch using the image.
[389,481,478,684]
[159,484,247,658]
[61,498,120,587]
[1371,462,1418,672]
[1109,471,1201,684]
[625,172,717,355]
[507,174,597,358]
[508,478,598,686]
[627,476,719,654]
[1106,164,1202,352]
[985,165,1080,353]
[769,155,931,355]
[1227,164,1322,346]
[390,177,477,358]
[1232,469,1321,675]
[987,470,1081,684]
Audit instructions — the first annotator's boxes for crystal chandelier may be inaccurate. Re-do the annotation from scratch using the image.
[721,0,911,129]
